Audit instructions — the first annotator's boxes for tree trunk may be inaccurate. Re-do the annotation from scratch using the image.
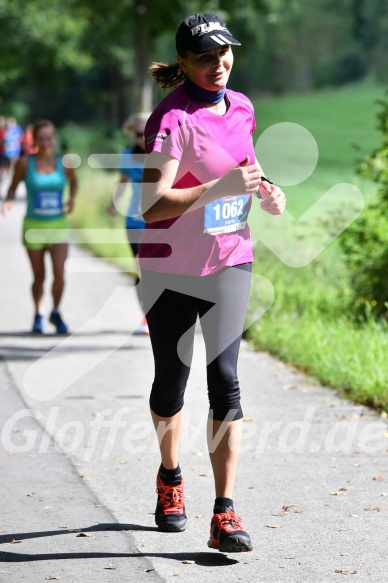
[132,0,153,112]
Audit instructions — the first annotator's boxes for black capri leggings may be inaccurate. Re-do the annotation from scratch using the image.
[141,263,252,421]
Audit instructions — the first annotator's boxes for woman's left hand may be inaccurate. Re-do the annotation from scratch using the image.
[258,180,286,215]
[65,196,75,214]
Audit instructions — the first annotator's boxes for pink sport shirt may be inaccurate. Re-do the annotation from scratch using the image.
[139,84,256,276]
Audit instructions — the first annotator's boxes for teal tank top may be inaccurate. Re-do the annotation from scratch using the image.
[25,155,67,221]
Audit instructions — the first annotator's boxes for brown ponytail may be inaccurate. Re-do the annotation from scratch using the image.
[149,61,186,90]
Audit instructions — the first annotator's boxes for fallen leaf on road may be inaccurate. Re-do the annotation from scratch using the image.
[337,528,347,531]
[118,460,127,464]
[349,514,359,518]
[266,524,281,528]
[195,514,204,518]
[198,472,210,477]
[364,506,388,512]
[243,417,254,422]
[104,566,116,570]
[145,569,155,572]
[381,493,387,497]
[330,492,346,496]
[95,504,104,508]
[182,560,195,564]
[44,506,52,510]
[46,578,61,580]
[373,476,386,481]
[282,504,302,513]
[9,540,22,544]
[77,532,94,537]
[26,492,35,497]
[273,512,287,517]
[193,452,203,456]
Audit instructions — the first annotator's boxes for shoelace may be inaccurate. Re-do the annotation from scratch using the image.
[157,482,184,514]
[214,510,243,532]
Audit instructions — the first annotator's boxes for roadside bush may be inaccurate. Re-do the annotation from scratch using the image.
[341,94,388,319]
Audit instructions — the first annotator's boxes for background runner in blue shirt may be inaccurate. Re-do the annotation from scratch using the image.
[107,112,150,335]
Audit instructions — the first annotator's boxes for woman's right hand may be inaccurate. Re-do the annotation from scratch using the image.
[217,156,263,196]
[1,200,13,216]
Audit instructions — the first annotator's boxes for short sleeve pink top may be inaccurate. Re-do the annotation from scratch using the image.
[139,85,256,276]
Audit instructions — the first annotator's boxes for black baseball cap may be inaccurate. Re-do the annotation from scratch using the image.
[175,13,241,55]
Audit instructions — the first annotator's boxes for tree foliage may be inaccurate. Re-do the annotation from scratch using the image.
[0,0,387,124]
[0,0,90,83]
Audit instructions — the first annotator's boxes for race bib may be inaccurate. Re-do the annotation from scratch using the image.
[204,195,249,235]
[34,191,63,216]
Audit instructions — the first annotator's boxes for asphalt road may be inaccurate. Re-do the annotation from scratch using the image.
[1,195,387,582]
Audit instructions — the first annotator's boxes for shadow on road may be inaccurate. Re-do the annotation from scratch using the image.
[0,523,239,566]
[0,343,142,362]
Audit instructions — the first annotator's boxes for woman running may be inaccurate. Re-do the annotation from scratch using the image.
[1,119,77,333]
[139,13,286,553]
[107,112,151,335]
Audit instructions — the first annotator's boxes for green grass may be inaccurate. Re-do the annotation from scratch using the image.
[70,80,388,412]
[247,309,388,410]
[69,168,137,273]
[246,251,388,411]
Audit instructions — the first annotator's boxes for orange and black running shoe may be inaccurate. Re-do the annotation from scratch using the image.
[155,471,187,532]
[208,509,253,552]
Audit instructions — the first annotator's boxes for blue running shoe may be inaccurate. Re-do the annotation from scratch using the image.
[49,310,68,334]
[32,313,44,333]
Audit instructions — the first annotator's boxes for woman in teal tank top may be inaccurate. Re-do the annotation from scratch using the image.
[1,120,78,333]
[25,152,67,221]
